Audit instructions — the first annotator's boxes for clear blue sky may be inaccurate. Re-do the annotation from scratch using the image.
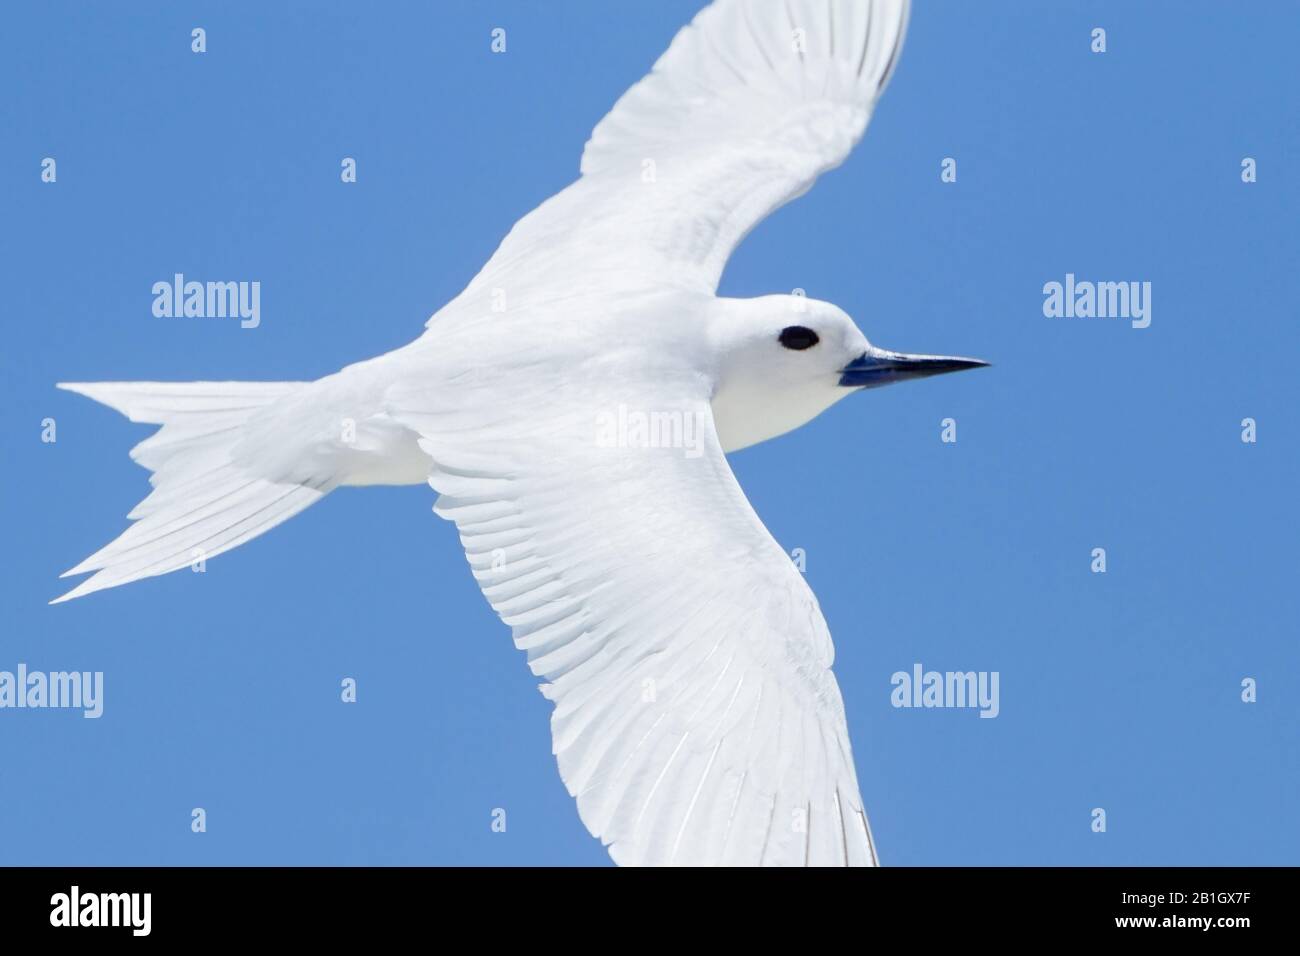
[2,1,1296,866]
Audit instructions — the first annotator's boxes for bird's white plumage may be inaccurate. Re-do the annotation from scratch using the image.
[50,381,327,603]
[400,0,909,864]
[448,0,909,307]
[388,366,877,866]
[56,0,914,865]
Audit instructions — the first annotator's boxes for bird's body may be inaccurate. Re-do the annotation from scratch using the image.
[54,0,986,865]
[231,290,862,494]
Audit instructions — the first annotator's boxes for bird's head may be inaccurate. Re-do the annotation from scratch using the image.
[708,294,988,452]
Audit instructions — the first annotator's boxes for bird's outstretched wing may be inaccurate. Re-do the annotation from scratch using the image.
[455,0,910,305]
[390,372,877,866]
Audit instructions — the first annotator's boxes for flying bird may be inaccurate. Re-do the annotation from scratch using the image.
[55,0,985,865]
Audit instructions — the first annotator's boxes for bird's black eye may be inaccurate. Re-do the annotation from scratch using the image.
[778,326,819,350]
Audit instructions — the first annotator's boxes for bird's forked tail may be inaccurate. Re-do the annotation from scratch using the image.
[52,380,332,603]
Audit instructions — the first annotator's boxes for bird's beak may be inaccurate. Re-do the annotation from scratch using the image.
[838,348,989,389]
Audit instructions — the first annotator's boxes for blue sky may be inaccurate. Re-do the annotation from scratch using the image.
[2,1,1296,866]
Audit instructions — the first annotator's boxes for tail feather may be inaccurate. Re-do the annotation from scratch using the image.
[52,381,327,604]
[56,381,301,422]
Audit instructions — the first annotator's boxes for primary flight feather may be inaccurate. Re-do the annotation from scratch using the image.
[55,0,987,866]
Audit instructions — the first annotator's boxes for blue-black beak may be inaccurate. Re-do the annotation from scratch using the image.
[838,349,989,389]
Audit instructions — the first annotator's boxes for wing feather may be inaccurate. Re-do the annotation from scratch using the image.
[391,372,876,866]
[444,0,910,317]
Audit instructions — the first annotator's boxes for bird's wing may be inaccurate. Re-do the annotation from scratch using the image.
[454,0,910,305]
[389,374,877,866]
